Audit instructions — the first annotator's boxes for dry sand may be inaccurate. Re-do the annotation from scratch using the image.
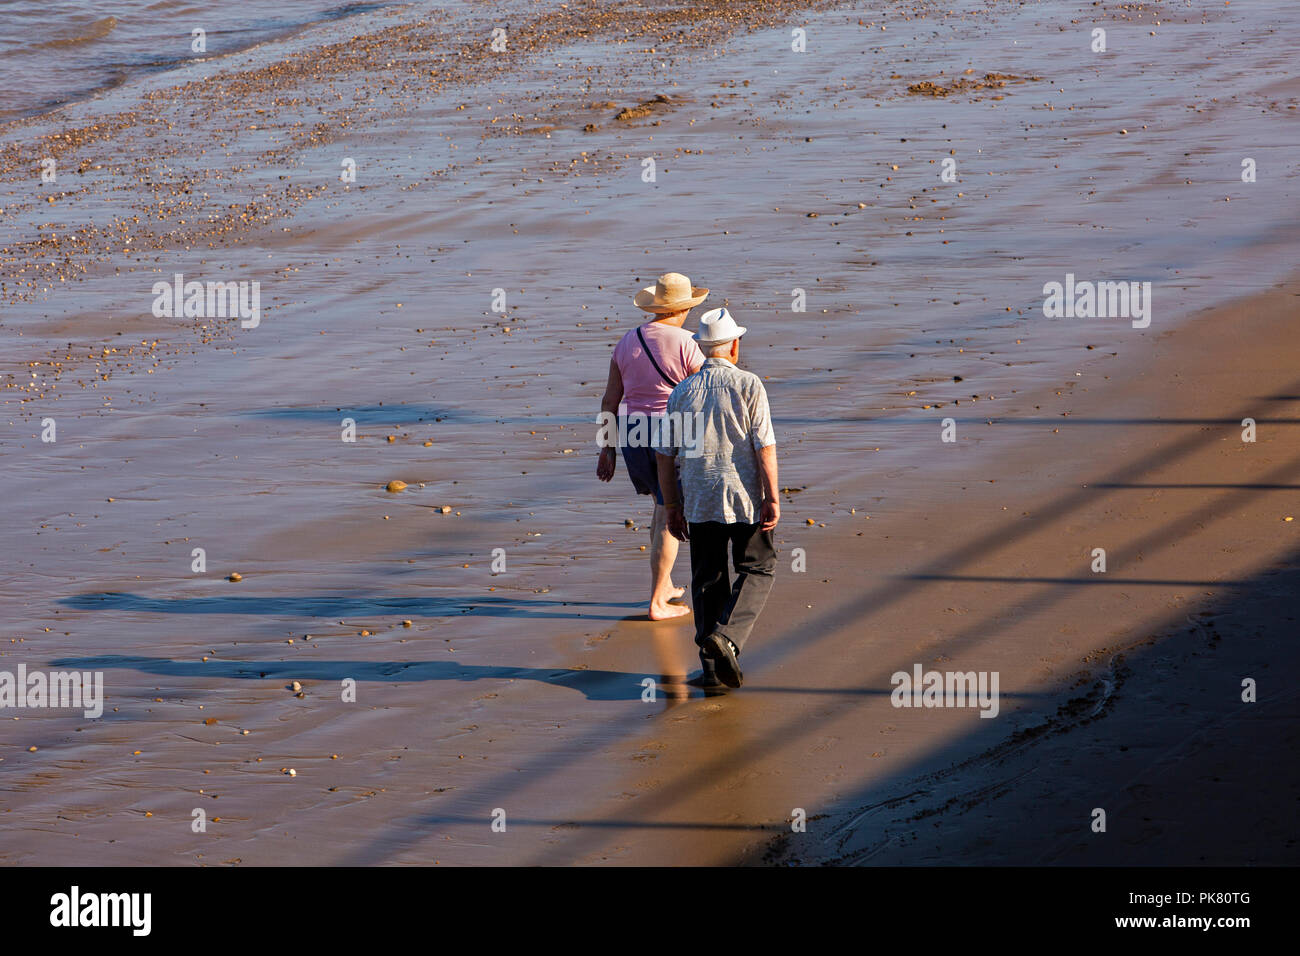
[0,0,1297,865]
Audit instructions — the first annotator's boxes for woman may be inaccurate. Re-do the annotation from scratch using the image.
[597,273,707,620]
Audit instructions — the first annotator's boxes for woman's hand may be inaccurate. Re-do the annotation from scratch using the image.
[596,447,617,481]
[666,505,689,542]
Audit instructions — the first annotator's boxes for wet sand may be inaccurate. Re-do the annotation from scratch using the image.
[1,0,1297,865]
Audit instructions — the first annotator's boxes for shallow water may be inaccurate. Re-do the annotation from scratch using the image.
[0,0,403,120]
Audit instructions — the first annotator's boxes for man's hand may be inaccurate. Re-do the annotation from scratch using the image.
[666,506,689,541]
[596,447,617,482]
[756,444,780,531]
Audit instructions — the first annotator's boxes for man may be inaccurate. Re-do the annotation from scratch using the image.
[655,307,779,689]
[596,273,707,620]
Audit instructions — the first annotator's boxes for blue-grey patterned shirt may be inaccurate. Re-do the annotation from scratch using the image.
[655,357,776,524]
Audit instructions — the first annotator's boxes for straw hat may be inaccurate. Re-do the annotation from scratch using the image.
[633,272,709,313]
[693,307,748,345]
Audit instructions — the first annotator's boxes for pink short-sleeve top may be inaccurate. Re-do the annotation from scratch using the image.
[612,321,705,416]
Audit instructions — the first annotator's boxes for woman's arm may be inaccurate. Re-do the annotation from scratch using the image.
[596,358,623,481]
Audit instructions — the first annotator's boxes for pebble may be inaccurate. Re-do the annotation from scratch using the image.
[385,480,408,493]
[228,572,242,582]
[291,681,302,692]
[438,505,452,514]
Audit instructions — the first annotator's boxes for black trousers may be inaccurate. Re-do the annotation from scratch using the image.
[688,521,777,656]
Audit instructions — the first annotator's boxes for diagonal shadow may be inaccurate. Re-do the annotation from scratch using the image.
[1093,483,1300,490]
[901,575,1249,587]
[792,548,1300,866]
[389,816,782,832]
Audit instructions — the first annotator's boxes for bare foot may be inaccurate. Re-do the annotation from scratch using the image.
[648,602,692,621]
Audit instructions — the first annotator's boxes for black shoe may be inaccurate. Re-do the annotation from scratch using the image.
[700,633,743,688]
[691,656,724,689]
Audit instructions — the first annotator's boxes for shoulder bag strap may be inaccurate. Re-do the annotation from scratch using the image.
[636,324,680,387]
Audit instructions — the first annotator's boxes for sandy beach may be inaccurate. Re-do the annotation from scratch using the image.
[1,0,1297,867]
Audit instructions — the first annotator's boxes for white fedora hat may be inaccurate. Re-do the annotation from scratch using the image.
[633,272,709,313]
[693,307,748,345]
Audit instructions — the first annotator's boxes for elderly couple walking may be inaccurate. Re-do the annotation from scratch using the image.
[597,272,780,689]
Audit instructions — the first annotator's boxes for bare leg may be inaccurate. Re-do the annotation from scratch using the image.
[648,503,690,620]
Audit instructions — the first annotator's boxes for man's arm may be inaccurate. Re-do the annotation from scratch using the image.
[596,359,623,482]
[657,451,689,541]
[750,381,779,531]
[757,444,779,531]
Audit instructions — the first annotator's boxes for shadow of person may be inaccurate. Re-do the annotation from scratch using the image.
[60,591,640,621]
[49,654,659,703]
